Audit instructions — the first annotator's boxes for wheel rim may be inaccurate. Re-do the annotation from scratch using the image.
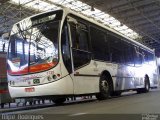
[101,80,109,93]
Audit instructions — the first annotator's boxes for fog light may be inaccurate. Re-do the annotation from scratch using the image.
[47,76,52,81]
[52,75,57,79]
[57,74,61,77]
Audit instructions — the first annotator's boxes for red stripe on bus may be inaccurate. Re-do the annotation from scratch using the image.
[0,90,9,94]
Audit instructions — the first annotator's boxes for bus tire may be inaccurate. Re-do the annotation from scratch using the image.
[52,98,66,105]
[96,75,111,100]
[137,76,150,94]
[143,76,150,93]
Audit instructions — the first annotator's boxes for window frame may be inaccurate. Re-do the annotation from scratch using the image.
[67,15,91,70]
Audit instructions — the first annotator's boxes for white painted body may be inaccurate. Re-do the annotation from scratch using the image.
[8,9,159,98]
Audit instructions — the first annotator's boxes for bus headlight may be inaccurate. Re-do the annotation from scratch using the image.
[52,75,57,80]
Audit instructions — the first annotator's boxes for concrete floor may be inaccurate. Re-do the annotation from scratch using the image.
[19,90,160,114]
[1,89,160,120]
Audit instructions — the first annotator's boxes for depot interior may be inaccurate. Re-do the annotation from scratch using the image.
[1,0,160,71]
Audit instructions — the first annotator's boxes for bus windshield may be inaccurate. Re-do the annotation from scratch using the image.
[8,21,60,75]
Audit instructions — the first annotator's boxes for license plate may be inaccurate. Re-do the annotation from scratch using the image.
[25,87,35,92]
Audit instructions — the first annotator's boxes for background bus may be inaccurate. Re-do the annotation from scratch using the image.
[7,8,159,104]
[0,35,12,108]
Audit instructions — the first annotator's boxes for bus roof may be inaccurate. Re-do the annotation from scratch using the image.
[12,8,154,53]
[64,8,154,53]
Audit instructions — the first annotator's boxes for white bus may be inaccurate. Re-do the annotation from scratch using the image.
[7,8,159,104]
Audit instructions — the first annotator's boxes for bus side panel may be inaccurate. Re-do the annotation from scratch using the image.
[71,60,100,94]
[114,62,158,91]
[71,60,118,94]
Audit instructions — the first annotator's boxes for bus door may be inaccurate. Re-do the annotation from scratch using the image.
[67,17,93,94]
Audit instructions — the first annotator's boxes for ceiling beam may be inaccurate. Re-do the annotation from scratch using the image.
[124,12,160,24]
[110,1,156,15]
[114,4,160,21]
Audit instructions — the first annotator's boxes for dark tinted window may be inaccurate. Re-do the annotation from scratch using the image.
[70,22,91,69]
[109,34,125,64]
[72,50,91,68]
[71,23,89,51]
[78,29,89,51]
[90,26,110,61]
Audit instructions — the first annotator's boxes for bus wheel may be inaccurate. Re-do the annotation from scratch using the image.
[137,76,150,94]
[96,75,111,100]
[52,98,66,105]
[143,76,150,93]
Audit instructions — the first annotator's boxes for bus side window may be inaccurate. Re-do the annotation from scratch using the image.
[90,26,110,61]
[70,22,89,51]
[125,44,134,66]
[109,34,125,64]
[69,22,91,69]
[134,47,143,66]
[78,27,89,51]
